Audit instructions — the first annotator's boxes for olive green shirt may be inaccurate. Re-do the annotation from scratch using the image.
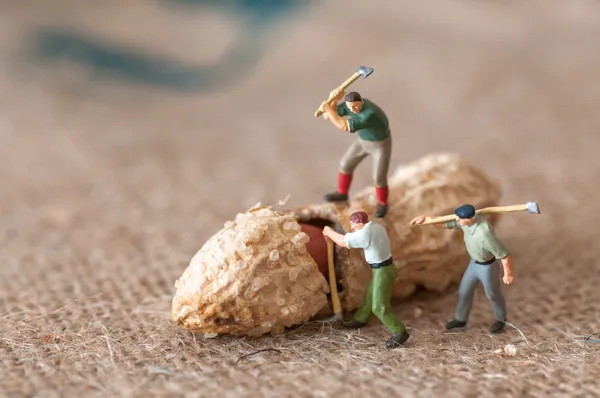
[336,98,390,141]
[445,214,510,262]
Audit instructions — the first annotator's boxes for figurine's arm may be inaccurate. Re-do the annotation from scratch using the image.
[322,102,351,131]
[444,220,460,229]
[410,215,454,229]
[484,235,514,284]
[322,89,346,121]
[322,101,340,121]
[346,116,370,134]
[322,226,348,248]
[499,255,514,284]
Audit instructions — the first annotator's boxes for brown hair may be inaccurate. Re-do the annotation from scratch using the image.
[349,211,369,224]
[344,92,362,102]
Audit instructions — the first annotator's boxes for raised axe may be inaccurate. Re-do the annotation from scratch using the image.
[314,65,374,118]
[413,202,541,226]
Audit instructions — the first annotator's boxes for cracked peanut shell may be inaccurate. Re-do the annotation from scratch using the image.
[171,152,502,336]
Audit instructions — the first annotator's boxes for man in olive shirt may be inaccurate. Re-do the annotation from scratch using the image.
[410,204,514,334]
[323,211,409,348]
[320,90,392,218]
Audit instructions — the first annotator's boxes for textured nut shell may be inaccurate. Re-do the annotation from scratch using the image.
[292,152,502,315]
[171,206,329,336]
[171,152,502,336]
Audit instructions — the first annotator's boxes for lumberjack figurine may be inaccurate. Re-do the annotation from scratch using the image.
[320,90,392,218]
[323,211,409,348]
[410,204,514,334]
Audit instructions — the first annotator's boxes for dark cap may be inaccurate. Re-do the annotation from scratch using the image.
[454,204,476,219]
[344,92,362,102]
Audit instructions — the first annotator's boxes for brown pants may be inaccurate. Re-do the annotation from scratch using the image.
[339,136,392,187]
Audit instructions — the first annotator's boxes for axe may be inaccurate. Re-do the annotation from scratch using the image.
[314,65,374,118]
[414,202,541,226]
[324,238,343,322]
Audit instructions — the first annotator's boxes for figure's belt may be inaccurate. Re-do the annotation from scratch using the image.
[474,258,496,265]
[369,257,393,269]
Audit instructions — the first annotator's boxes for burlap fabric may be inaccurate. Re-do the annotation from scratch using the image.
[1,1,599,397]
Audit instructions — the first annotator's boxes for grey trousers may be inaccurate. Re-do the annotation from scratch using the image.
[339,136,392,187]
[454,259,507,322]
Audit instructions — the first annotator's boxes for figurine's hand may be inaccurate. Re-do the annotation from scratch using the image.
[410,215,427,225]
[322,225,332,237]
[329,88,344,101]
[321,100,331,112]
[503,274,514,285]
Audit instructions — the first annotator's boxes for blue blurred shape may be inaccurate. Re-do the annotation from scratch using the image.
[30,0,311,92]
[166,0,303,22]
[34,30,207,90]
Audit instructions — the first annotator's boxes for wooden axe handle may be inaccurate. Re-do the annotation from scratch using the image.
[477,204,529,214]
[314,72,361,118]
[326,239,343,316]
[416,204,532,225]
[417,214,456,225]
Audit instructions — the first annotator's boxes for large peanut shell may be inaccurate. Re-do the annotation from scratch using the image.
[171,152,502,336]
[171,206,330,337]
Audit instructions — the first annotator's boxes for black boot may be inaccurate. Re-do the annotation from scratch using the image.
[375,204,388,218]
[386,330,410,348]
[445,319,467,330]
[324,192,349,203]
[343,319,366,329]
[489,320,505,334]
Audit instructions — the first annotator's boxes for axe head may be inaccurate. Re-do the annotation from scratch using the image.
[356,66,374,78]
[526,201,541,214]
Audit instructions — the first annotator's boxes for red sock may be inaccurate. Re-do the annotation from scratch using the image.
[338,172,352,195]
[375,186,389,205]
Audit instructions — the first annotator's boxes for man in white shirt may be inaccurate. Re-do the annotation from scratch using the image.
[323,211,409,348]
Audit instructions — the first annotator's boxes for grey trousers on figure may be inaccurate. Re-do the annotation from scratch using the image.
[454,259,507,322]
[339,136,392,188]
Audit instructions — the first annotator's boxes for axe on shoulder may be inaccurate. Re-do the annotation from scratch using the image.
[414,202,541,226]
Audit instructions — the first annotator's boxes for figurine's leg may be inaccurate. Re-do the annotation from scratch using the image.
[370,136,392,218]
[371,265,406,334]
[324,140,367,202]
[447,260,479,329]
[479,261,507,333]
[371,265,410,348]
[348,272,375,327]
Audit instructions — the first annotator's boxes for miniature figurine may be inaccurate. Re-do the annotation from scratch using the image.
[410,204,514,334]
[322,211,409,348]
[319,90,392,218]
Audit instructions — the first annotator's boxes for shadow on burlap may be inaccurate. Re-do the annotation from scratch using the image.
[0,1,599,397]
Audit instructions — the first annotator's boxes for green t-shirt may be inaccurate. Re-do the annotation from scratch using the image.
[445,214,510,262]
[336,99,390,141]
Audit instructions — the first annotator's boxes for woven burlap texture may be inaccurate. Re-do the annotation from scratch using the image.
[1,1,599,397]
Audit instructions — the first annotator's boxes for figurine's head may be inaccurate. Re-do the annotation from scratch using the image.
[349,211,369,231]
[454,204,477,226]
[345,92,364,114]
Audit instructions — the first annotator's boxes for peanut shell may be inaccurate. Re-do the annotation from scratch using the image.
[171,152,502,336]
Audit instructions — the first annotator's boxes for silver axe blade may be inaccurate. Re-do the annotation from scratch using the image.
[356,65,374,78]
[526,201,541,214]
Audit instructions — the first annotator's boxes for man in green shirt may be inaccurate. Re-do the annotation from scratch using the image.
[410,204,515,334]
[319,90,392,218]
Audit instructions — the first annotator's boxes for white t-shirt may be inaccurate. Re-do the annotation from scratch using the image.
[344,221,392,264]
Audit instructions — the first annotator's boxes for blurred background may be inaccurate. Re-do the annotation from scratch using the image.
[1,0,599,396]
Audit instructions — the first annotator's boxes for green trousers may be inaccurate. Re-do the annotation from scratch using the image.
[352,264,406,334]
